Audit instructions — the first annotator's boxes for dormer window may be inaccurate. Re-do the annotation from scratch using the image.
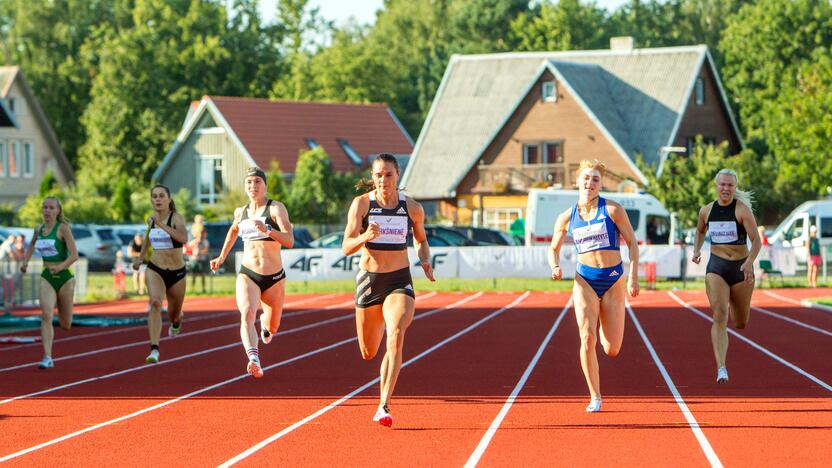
[694,78,705,105]
[337,138,362,165]
[7,98,14,113]
[305,138,319,149]
[541,81,557,102]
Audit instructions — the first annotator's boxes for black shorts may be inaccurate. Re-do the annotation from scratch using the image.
[147,262,186,289]
[706,255,747,287]
[355,267,415,308]
[239,266,286,293]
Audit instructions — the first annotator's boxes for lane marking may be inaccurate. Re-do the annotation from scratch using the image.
[751,306,832,337]
[464,298,572,468]
[669,291,832,392]
[762,290,832,314]
[219,292,529,467]
[627,303,723,468]
[0,292,475,462]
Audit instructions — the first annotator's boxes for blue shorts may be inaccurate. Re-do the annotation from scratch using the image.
[576,262,624,298]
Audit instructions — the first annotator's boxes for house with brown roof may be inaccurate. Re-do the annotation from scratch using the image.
[0,66,75,208]
[400,39,743,231]
[153,96,413,204]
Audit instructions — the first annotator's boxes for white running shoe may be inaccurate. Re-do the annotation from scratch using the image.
[168,321,182,337]
[717,366,729,383]
[586,397,602,413]
[146,349,160,364]
[247,359,264,378]
[260,327,273,344]
[38,356,54,369]
[373,404,393,427]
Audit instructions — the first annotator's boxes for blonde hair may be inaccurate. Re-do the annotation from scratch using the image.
[715,168,754,211]
[43,196,68,224]
[574,159,606,181]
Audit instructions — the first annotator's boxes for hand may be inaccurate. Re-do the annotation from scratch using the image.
[422,262,436,282]
[132,259,142,271]
[19,262,28,273]
[740,261,755,283]
[628,273,640,298]
[209,256,225,273]
[691,251,701,264]
[364,222,380,242]
[550,266,562,281]
[253,220,270,234]
[147,215,155,226]
[47,265,61,274]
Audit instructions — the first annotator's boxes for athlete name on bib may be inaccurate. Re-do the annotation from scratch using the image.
[35,239,58,257]
[149,228,174,250]
[368,215,408,244]
[572,221,610,253]
[239,217,270,241]
[709,221,739,244]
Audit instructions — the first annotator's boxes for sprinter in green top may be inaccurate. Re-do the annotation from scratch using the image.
[20,196,79,370]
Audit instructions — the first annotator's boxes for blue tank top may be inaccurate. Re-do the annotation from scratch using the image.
[568,197,620,254]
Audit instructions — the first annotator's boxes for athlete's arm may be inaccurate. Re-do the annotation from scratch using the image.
[609,201,639,298]
[409,199,435,282]
[133,222,152,271]
[152,212,188,245]
[268,201,294,248]
[737,200,761,282]
[691,204,710,264]
[210,208,241,271]
[548,209,571,280]
[53,223,79,272]
[342,196,377,256]
[19,228,39,273]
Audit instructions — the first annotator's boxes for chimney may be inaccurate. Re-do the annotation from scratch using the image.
[610,36,635,51]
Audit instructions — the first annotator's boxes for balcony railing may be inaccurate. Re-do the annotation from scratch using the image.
[474,163,630,194]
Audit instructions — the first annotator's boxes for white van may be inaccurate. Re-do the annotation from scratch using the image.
[525,188,676,246]
[768,200,832,263]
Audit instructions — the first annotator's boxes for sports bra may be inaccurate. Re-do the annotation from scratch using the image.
[707,199,747,245]
[361,192,412,251]
[149,213,183,250]
[238,199,281,242]
[568,197,620,254]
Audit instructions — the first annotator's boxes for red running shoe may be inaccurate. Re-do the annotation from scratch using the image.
[247,359,264,378]
[373,404,393,427]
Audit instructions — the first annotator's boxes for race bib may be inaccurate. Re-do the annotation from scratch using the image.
[709,221,738,244]
[149,228,174,250]
[572,221,610,253]
[35,239,58,257]
[368,215,409,244]
[239,217,270,241]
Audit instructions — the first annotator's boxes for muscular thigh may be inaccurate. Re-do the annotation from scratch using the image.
[598,278,626,339]
[729,279,754,322]
[705,273,731,316]
[145,269,167,302]
[235,274,261,313]
[260,281,286,315]
[56,278,76,318]
[356,304,386,356]
[382,294,415,334]
[573,277,600,331]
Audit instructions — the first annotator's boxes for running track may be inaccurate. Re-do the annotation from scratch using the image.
[1,289,830,466]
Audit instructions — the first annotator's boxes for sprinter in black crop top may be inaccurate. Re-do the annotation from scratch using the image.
[342,153,436,428]
[692,169,761,385]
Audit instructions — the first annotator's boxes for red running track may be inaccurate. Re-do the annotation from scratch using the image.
[0,289,830,466]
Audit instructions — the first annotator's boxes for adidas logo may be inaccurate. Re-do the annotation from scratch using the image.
[369,208,383,213]
[405,284,413,290]
[609,270,619,277]
[396,207,406,215]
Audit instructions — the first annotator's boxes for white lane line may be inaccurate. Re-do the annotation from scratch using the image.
[627,303,723,468]
[0,294,343,352]
[218,291,528,468]
[0,292,476,462]
[464,298,571,468]
[669,291,832,392]
[762,290,832,314]
[0,298,359,372]
[751,306,832,337]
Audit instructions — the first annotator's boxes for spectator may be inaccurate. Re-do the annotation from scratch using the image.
[191,214,205,239]
[188,229,209,293]
[112,250,127,299]
[128,233,146,295]
[11,235,27,261]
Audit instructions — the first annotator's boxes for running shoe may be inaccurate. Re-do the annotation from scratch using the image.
[373,404,393,427]
[717,366,729,383]
[586,397,602,413]
[146,349,160,364]
[168,321,182,337]
[38,356,54,369]
[260,327,273,345]
[247,359,264,378]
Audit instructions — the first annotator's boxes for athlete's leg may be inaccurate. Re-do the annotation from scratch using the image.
[39,278,58,358]
[573,275,602,398]
[379,293,415,407]
[728,278,754,329]
[260,279,286,335]
[705,273,731,368]
[598,278,626,357]
[145,269,166,347]
[356,304,385,360]
[165,276,187,328]
[235,274,261,350]
[55,277,76,331]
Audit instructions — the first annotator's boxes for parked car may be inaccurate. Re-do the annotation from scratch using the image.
[424,225,477,246]
[452,226,516,246]
[71,224,122,270]
[111,224,147,258]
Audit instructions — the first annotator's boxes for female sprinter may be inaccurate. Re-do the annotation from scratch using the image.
[342,153,436,427]
[132,185,188,364]
[692,169,761,383]
[548,159,639,412]
[210,167,293,378]
[20,196,79,369]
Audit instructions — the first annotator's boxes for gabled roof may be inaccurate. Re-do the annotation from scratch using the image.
[0,66,74,181]
[401,45,742,199]
[155,96,413,179]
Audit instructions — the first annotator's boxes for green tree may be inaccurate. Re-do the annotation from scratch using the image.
[266,160,289,202]
[111,175,132,222]
[508,0,608,51]
[38,169,58,196]
[270,0,329,100]
[288,147,335,224]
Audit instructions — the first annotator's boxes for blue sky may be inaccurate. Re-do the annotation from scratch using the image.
[257,0,631,27]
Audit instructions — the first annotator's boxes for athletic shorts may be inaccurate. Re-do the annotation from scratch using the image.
[355,267,415,308]
[706,255,746,287]
[575,262,623,298]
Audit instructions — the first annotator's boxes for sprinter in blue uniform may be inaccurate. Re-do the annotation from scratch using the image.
[548,159,640,413]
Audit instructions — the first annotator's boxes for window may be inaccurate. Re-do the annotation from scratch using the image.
[9,141,20,177]
[543,142,563,164]
[0,141,6,177]
[23,142,33,177]
[820,218,832,238]
[694,78,705,105]
[198,155,224,204]
[646,215,670,244]
[336,138,362,165]
[523,144,539,165]
[305,138,319,149]
[71,227,92,240]
[7,98,14,113]
[481,208,523,233]
[625,209,640,231]
[541,81,557,102]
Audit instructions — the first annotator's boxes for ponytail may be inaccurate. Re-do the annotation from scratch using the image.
[355,153,401,193]
[151,184,176,212]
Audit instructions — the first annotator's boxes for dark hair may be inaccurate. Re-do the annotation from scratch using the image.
[355,153,400,192]
[151,184,176,212]
[246,166,267,183]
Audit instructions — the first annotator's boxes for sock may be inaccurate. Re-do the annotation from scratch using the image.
[246,347,259,362]
[151,344,159,352]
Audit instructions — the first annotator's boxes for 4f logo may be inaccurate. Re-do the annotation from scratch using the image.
[290,255,322,272]
[414,252,447,269]
[332,255,361,271]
